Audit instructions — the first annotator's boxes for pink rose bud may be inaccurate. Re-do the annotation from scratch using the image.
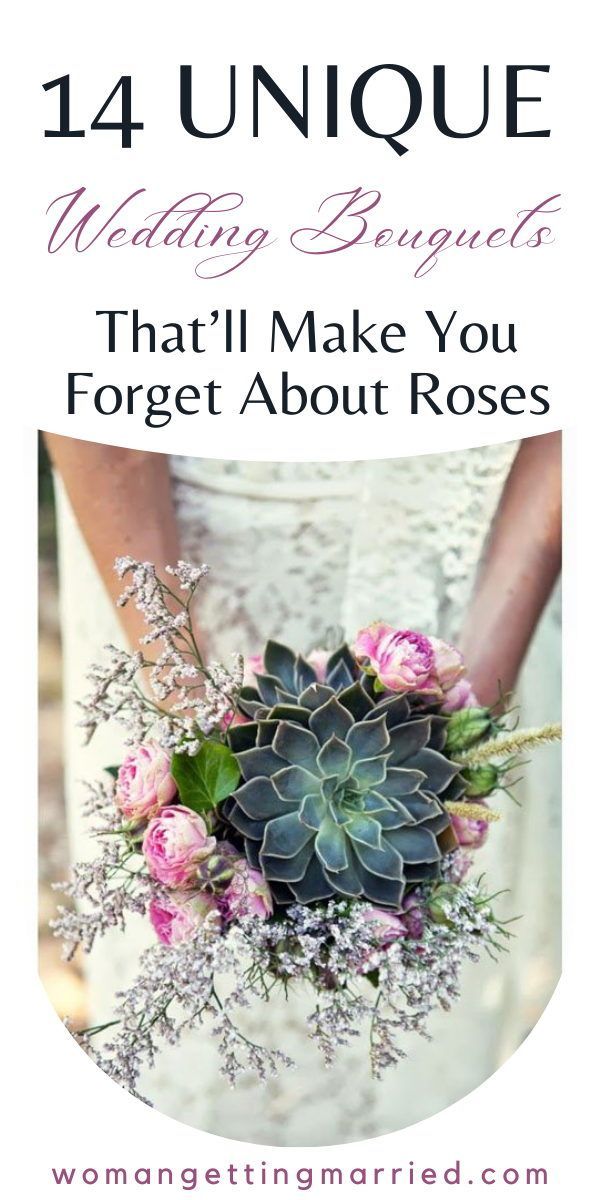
[148,891,221,946]
[223,865,273,920]
[353,623,438,696]
[442,678,480,713]
[363,906,407,945]
[142,806,216,888]
[195,841,240,892]
[306,648,330,683]
[115,741,177,823]
[450,798,490,850]
[245,654,265,683]
[221,709,250,730]
[401,893,426,940]
[429,637,465,694]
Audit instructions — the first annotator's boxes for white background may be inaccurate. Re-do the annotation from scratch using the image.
[2,1,599,1195]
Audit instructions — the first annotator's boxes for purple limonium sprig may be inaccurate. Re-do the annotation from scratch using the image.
[76,558,243,753]
[64,878,510,1094]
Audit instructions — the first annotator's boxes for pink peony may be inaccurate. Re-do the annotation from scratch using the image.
[353,623,438,696]
[142,806,216,889]
[429,637,465,694]
[450,798,490,850]
[223,865,273,920]
[148,891,221,945]
[363,906,407,944]
[115,742,176,823]
[442,677,480,713]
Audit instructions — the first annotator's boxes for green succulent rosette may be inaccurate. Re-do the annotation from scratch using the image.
[222,641,466,907]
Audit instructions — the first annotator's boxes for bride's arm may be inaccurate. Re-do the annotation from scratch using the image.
[45,435,184,651]
[459,431,562,707]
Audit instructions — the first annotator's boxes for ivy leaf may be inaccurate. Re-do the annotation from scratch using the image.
[171,742,241,815]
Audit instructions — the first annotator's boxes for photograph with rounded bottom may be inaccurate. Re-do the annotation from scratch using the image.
[39,433,561,1145]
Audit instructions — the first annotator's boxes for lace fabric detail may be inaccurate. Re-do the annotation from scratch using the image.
[171,444,517,658]
[344,444,517,638]
[170,456,359,498]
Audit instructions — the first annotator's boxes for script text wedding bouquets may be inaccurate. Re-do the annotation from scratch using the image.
[53,559,561,1096]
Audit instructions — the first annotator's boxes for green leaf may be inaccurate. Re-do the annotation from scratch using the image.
[171,742,241,815]
[104,765,120,779]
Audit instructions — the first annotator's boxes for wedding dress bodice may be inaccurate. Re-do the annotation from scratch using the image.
[55,442,560,1146]
[169,446,517,658]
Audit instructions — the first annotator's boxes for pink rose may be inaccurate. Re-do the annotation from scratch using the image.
[363,906,407,945]
[429,637,465,694]
[223,654,265,725]
[115,742,177,823]
[142,806,216,889]
[149,891,221,945]
[223,865,273,920]
[450,798,490,850]
[353,623,438,696]
[442,677,480,713]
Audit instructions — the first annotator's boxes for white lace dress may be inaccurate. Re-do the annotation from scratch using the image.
[55,447,561,1146]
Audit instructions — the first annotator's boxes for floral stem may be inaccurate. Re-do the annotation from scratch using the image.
[77,1019,121,1038]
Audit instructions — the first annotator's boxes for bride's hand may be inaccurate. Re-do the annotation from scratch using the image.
[459,432,561,708]
[44,437,189,653]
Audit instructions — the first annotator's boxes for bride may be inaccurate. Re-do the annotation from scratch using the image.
[45,434,561,1146]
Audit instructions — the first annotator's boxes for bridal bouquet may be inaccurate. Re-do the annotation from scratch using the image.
[53,558,560,1095]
